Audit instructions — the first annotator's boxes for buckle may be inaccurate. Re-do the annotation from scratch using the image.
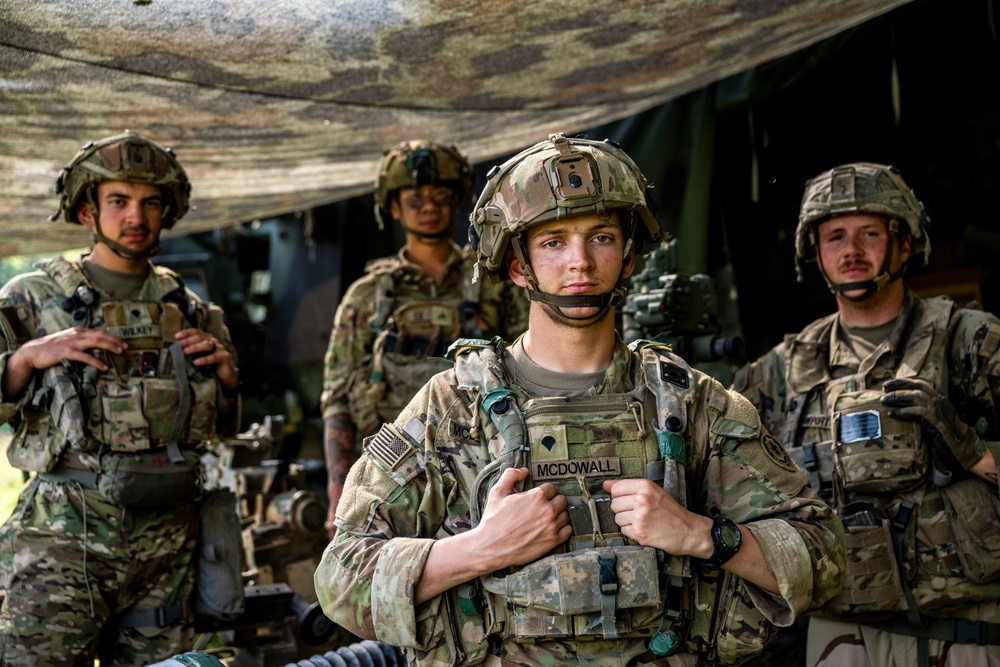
[597,552,618,595]
[956,620,983,644]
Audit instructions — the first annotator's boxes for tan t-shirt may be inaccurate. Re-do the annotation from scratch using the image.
[505,335,606,397]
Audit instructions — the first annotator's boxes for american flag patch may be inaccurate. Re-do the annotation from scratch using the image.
[366,424,417,471]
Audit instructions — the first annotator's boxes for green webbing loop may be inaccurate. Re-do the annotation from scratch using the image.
[658,432,686,461]
[481,386,516,416]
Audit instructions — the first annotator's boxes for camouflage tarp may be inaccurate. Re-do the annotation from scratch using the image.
[0,0,910,258]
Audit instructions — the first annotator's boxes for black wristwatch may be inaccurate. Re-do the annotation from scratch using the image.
[703,516,742,569]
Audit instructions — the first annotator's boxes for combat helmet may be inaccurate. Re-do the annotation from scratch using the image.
[52,130,191,230]
[795,162,930,300]
[374,140,474,232]
[470,132,661,317]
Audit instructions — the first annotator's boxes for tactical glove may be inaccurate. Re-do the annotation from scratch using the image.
[881,378,982,477]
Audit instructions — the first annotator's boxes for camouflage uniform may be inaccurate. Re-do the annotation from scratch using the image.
[736,291,1000,664]
[316,335,845,666]
[0,132,239,667]
[320,236,527,438]
[735,162,1000,666]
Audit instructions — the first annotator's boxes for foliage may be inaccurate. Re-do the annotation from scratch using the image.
[0,250,84,287]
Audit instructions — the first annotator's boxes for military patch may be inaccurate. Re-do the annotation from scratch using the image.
[108,324,158,339]
[801,415,830,428]
[532,457,621,480]
[760,432,798,472]
[365,423,417,471]
[447,420,478,444]
[529,424,568,461]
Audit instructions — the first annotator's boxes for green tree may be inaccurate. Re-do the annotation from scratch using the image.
[0,250,84,286]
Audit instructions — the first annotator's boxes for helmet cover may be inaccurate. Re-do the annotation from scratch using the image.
[795,162,930,270]
[52,130,191,229]
[374,140,474,229]
[470,132,661,283]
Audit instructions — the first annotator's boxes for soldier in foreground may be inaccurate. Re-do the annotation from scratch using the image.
[316,133,844,666]
[0,132,240,665]
[735,163,1000,666]
[320,140,526,534]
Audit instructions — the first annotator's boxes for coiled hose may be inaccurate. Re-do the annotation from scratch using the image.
[284,640,406,667]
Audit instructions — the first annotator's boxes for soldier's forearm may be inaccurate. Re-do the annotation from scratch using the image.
[324,414,357,534]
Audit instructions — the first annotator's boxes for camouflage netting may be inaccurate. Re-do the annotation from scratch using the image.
[0,0,910,257]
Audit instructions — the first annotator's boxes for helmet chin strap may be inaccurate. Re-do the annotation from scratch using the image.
[511,234,633,321]
[820,218,904,302]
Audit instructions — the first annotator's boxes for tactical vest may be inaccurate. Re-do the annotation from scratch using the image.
[6,258,220,474]
[446,338,695,663]
[781,296,1000,618]
[779,297,953,500]
[348,254,484,435]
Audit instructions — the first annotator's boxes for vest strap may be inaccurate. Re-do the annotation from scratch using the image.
[118,599,189,628]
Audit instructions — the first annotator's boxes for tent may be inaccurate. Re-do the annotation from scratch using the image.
[1,0,909,258]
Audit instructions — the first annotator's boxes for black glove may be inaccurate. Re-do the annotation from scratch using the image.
[881,378,982,477]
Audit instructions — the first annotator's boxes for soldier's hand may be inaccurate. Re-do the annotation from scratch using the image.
[175,328,238,391]
[16,326,124,372]
[881,378,982,475]
[1,326,125,401]
[476,467,571,567]
[603,478,714,558]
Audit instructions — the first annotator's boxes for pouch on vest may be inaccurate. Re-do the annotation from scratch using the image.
[821,501,907,617]
[388,299,462,347]
[97,448,203,507]
[498,546,665,640]
[193,488,246,621]
[941,479,1000,584]
[831,389,926,494]
[447,583,490,666]
[7,405,62,473]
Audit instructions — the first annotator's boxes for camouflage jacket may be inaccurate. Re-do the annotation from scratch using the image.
[316,337,845,667]
[0,254,238,471]
[735,290,1000,621]
[320,241,527,435]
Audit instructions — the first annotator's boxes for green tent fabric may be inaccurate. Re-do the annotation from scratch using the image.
[0,0,910,258]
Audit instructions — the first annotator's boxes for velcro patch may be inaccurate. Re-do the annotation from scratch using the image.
[760,432,798,472]
[365,424,417,472]
[448,420,478,444]
[532,457,621,480]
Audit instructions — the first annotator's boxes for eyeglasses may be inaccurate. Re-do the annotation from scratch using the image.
[399,190,457,210]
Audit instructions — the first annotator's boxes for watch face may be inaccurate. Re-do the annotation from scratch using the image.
[720,519,741,549]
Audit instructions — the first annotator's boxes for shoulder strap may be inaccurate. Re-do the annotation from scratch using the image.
[629,339,696,653]
[450,337,529,525]
[369,271,396,333]
[36,256,86,298]
[630,339,696,509]
[36,257,101,326]
[896,295,954,388]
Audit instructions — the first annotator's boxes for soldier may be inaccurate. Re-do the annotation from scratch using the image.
[315,133,845,666]
[319,140,527,534]
[735,162,1000,666]
[0,131,240,665]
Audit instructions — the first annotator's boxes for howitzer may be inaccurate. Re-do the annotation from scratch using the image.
[621,240,744,365]
[196,415,347,665]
